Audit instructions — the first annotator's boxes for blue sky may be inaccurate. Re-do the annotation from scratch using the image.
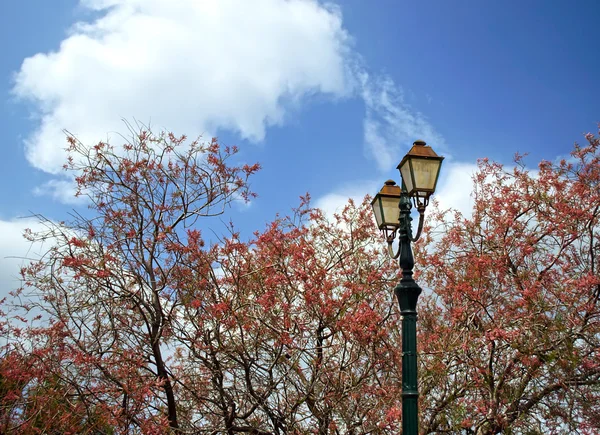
[1,0,599,293]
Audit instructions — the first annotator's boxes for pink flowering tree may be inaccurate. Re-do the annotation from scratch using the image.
[3,125,600,434]
[1,126,404,434]
[2,127,260,434]
[168,197,404,433]
[416,129,600,434]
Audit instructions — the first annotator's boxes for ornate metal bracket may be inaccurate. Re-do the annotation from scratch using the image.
[386,191,425,259]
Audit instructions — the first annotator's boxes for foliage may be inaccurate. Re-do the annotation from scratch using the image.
[416,130,600,434]
[2,127,260,434]
[2,126,600,434]
[0,127,403,434]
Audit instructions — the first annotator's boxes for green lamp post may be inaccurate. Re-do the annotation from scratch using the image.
[371,140,444,434]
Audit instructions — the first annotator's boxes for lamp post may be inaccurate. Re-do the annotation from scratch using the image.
[371,140,444,435]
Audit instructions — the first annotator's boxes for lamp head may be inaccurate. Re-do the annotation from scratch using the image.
[397,140,444,209]
[371,179,402,234]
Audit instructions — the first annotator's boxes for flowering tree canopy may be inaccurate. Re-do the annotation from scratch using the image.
[2,127,600,434]
[416,129,600,434]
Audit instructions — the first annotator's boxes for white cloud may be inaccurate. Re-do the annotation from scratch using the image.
[12,0,352,177]
[0,219,48,301]
[314,180,378,218]
[315,160,478,233]
[13,0,449,204]
[435,161,478,217]
[33,179,86,205]
[359,72,445,171]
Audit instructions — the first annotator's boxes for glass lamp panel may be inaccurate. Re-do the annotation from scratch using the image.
[371,198,384,228]
[410,158,441,192]
[372,195,400,228]
[381,195,400,227]
[399,161,414,195]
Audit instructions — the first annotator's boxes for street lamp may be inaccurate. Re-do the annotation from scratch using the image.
[371,140,443,434]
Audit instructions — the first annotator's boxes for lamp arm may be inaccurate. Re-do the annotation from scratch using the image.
[383,194,426,260]
[409,208,425,242]
[386,229,401,259]
[399,193,426,244]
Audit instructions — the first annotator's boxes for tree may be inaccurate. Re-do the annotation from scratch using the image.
[416,129,600,434]
[3,126,260,433]
[2,126,405,434]
[4,124,600,434]
[168,197,404,434]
